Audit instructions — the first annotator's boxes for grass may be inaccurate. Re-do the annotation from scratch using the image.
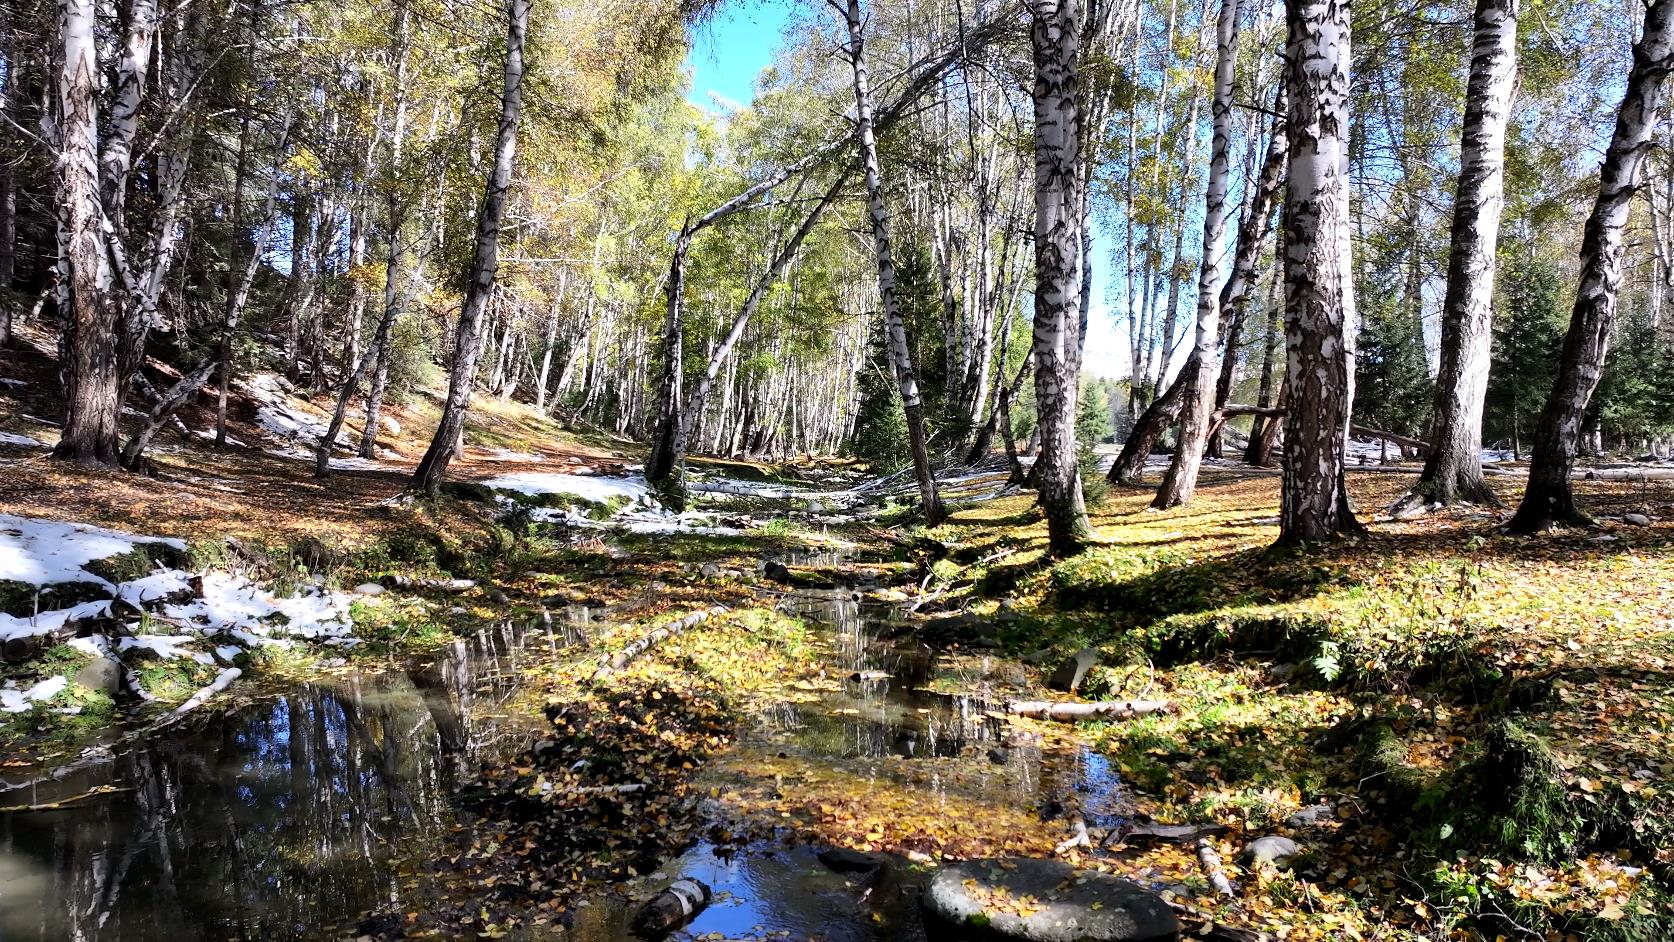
[921,465,1674,938]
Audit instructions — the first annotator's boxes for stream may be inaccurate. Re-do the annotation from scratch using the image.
[0,547,1124,942]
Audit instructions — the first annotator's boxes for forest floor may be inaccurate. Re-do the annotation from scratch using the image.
[3,327,1673,940]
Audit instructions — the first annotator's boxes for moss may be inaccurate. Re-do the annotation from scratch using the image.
[440,480,497,503]
[1464,720,1578,862]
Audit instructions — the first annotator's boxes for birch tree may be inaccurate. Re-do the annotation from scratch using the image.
[50,0,119,465]
[1153,0,1241,508]
[1030,0,1093,554]
[1505,0,1674,533]
[412,0,528,493]
[1394,0,1519,513]
[1277,0,1361,543]
[839,0,945,525]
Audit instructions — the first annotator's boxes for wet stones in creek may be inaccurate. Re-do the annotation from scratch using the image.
[923,858,1180,942]
[1048,648,1099,693]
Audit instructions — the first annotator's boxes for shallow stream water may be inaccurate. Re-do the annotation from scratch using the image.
[0,553,1122,942]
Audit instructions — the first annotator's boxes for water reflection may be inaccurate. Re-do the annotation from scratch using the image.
[0,619,557,942]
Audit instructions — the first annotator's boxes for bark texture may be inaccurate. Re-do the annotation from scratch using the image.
[1154,0,1241,509]
[52,0,121,466]
[1505,0,1674,533]
[412,0,527,493]
[1278,0,1363,543]
[843,0,945,525]
[1030,0,1093,554]
[1399,0,1519,512]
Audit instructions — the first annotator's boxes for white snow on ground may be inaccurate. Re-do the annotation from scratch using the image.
[0,514,184,589]
[119,634,215,665]
[487,471,653,506]
[161,571,354,642]
[115,570,194,606]
[0,431,50,449]
[0,600,114,642]
[481,449,545,462]
[1,676,68,713]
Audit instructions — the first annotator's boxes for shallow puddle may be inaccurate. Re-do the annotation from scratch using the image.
[0,620,562,941]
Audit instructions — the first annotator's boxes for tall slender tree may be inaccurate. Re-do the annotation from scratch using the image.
[839,0,945,525]
[1505,0,1674,533]
[1395,0,1519,513]
[1029,0,1093,554]
[1278,0,1362,543]
[412,0,529,493]
[51,0,119,465]
[1154,0,1241,508]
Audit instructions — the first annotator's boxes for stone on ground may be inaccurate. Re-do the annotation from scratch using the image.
[1048,648,1099,693]
[1238,835,1301,868]
[923,858,1178,942]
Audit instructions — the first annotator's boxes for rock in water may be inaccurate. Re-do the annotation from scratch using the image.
[817,846,892,874]
[73,657,122,696]
[1047,648,1100,693]
[1237,835,1301,868]
[763,560,793,584]
[923,858,1178,942]
[630,878,711,938]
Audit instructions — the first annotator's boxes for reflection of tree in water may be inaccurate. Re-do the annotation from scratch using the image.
[0,621,546,942]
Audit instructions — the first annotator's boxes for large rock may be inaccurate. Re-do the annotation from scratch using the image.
[72,657,122,696]
[1237,835,1301,868]
[923,858,1178,942]
[1048,648,1099,693]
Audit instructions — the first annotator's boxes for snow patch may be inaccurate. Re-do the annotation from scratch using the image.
[0,600,114,643]
[119,634,215,665]
[162,571,354,641]
[0,513,184,589]
[1,676,68,713]
[486,471,653,506]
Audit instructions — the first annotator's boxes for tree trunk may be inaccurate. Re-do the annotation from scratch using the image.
[1029,0,1093,554]
[1153,0,1241,509]
[1505,0,1673,533]
[674,174,847,481]
[1244,273,1283,464]
[1398,0,1518,513]
[52,0,122,466]
[1278,0,1363,543]
[122,357,217,469]
[412,0,527,494]
[843,0,945,526]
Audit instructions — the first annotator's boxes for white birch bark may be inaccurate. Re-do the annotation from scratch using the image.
[1154,0,1241,508]
[1030,0,1093,554]
[412,0,528,492]
[1278,0,1362,543]
[842,0,945,525]
[1399,0,1519,512]
[1507,0,1674,532]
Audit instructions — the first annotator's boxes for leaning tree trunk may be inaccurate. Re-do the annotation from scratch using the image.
[1110,85,1287,489]
[1278,0,1363,543]
[1029,0,1093,555]
[843,0,945,526]
[1153,0,1241,509]
[412,0,527,494]
[1397,0,1519,514]
[1506,0,1673,533]
[52,0,122,467]
[672,174,847,482]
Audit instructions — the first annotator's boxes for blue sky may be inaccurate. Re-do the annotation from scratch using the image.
[685,0,794,115]
[681,1,1135,380]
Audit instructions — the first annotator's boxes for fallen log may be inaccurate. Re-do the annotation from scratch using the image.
[380,574,478,593]
[163,667,241,724]
[631,878,711,938]
[1350,424,1429,456]
[1005,699,1173,722]
[1053,811,1091,855]
[592,606,729,682]
[1196,837,1236,898]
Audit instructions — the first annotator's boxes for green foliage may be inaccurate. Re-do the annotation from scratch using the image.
[1486,253,1565,451]
[848,320,910,471]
